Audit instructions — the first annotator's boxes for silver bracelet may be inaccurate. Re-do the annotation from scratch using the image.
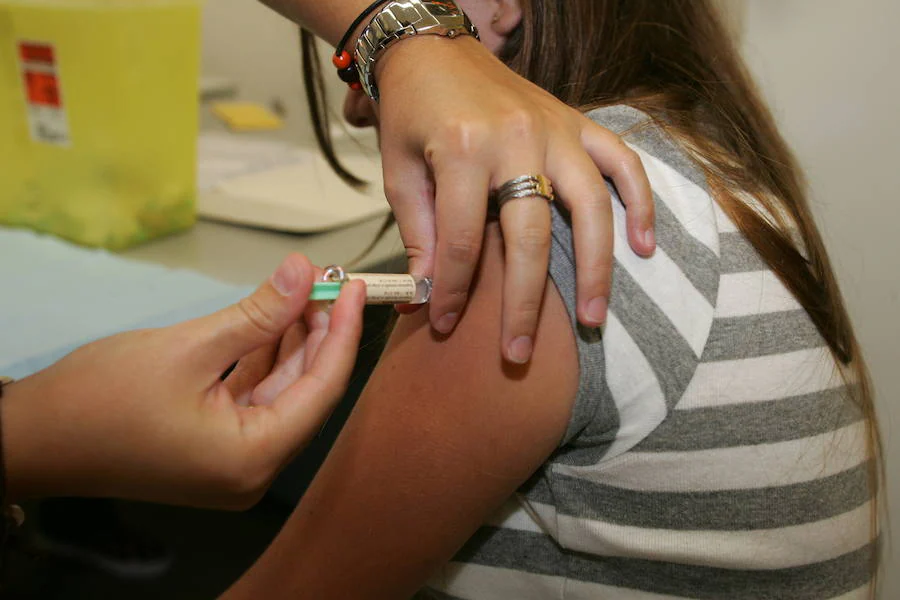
[353,0,479,102]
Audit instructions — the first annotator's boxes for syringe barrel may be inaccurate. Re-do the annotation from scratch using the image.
[345,273,432,305]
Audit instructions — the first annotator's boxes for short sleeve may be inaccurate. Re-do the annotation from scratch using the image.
[548,105,721,462]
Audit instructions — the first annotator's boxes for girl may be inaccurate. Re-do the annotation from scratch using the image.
[226,1,883,598]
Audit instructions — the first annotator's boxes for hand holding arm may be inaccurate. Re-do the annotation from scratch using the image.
[375,35,653,362]
[258,0,655,363]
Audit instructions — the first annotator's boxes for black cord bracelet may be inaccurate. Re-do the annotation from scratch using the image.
[332,0,391,90]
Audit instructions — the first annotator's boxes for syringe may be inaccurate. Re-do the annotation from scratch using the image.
[309,265,432,305]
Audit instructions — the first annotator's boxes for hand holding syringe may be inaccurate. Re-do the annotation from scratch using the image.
[310,265,432,305]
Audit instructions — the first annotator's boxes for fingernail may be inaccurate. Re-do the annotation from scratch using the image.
[586,296,608,325]
[309,308,330,329]
[271,257,300,296]
[642,228,656,250]
[507,336,533,364]
[435,312,458,334]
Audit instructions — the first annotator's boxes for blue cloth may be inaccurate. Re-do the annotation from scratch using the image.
[0,228,252,379]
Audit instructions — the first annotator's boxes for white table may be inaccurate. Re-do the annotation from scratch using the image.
[125,107,404,284]
[124,216,404,286]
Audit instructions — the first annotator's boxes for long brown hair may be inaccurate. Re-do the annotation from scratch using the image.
[301,0,882,585]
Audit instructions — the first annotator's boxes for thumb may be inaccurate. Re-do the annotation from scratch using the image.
[188,253,316,373]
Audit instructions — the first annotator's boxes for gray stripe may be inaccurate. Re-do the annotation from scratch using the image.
[455,526,875,600]
[634,385,862,452]
[454,527,566,577]
[586,105,649,139]
[551,462,870,531]
[702,309,824,362]
[652,198,719,305]
[720,231,768,274]
[587,106,709,192]
[549,206,619,450]
[609,263,700,409]
[518,469,557,506]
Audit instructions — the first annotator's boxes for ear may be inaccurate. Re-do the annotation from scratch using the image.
[488,0,523,37]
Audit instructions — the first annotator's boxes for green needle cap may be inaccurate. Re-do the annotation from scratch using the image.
[309,281,343,301]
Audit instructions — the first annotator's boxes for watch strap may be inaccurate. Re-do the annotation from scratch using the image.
[354,0,479,102]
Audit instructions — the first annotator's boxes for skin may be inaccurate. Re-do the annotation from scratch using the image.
[222,2,581,597]
[2,255,366,509]
[259,0,655,363]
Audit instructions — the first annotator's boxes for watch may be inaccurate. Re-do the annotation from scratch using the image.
[354,0,479,102]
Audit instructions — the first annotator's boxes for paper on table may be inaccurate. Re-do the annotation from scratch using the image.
[196,132,390,233]
[197,132,314,192]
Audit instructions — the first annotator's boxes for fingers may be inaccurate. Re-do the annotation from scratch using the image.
[301,301,332,371]
[380,143,436,287]
[224,342,280,406]
[546,146,615,327]
[429,158,491,334]
[245,322,309,407]
[187,253,315,374]
[488,113,550,363]
[498,196,552,364]
[580,121,655,256]
[269,281,366,455]
[247,299,332,407]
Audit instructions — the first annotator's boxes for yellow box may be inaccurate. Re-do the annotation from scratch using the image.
[0,0,202,249]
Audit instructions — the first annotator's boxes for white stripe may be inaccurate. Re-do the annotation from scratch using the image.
[678,346,842,409]
[602,313,667,459]
[554,421,867,493]
[714,201,739,233]
[485,498,549,536]
[431,562,565,600]
[21,62,56,74]
[716,270,800,317]
[632,147,720,254]
[612,202,714,358]
[555,500,872,570]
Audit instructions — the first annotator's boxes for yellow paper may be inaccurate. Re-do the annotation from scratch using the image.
[211,102,284,132]
[0,0,201,250]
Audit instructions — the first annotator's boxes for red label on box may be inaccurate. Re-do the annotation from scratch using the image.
[17,40,70,145]
[24,71,61,107]
[19,42,55,65]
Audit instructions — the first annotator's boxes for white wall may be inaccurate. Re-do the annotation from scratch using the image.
[740,2,900,596]
[204,0,900,594]
[201,0,311,139]
[201,0,351,140]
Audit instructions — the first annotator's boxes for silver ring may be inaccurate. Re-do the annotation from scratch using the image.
[322,264,348,283]
[490,174,555,212]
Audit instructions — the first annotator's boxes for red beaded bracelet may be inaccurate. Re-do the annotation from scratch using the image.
[332,0,387,92]
[332,50,362,92]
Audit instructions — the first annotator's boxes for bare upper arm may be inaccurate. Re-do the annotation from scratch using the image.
[225,223,579,599]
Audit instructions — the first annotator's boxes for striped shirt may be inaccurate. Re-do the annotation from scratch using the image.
[419,106,875,599]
